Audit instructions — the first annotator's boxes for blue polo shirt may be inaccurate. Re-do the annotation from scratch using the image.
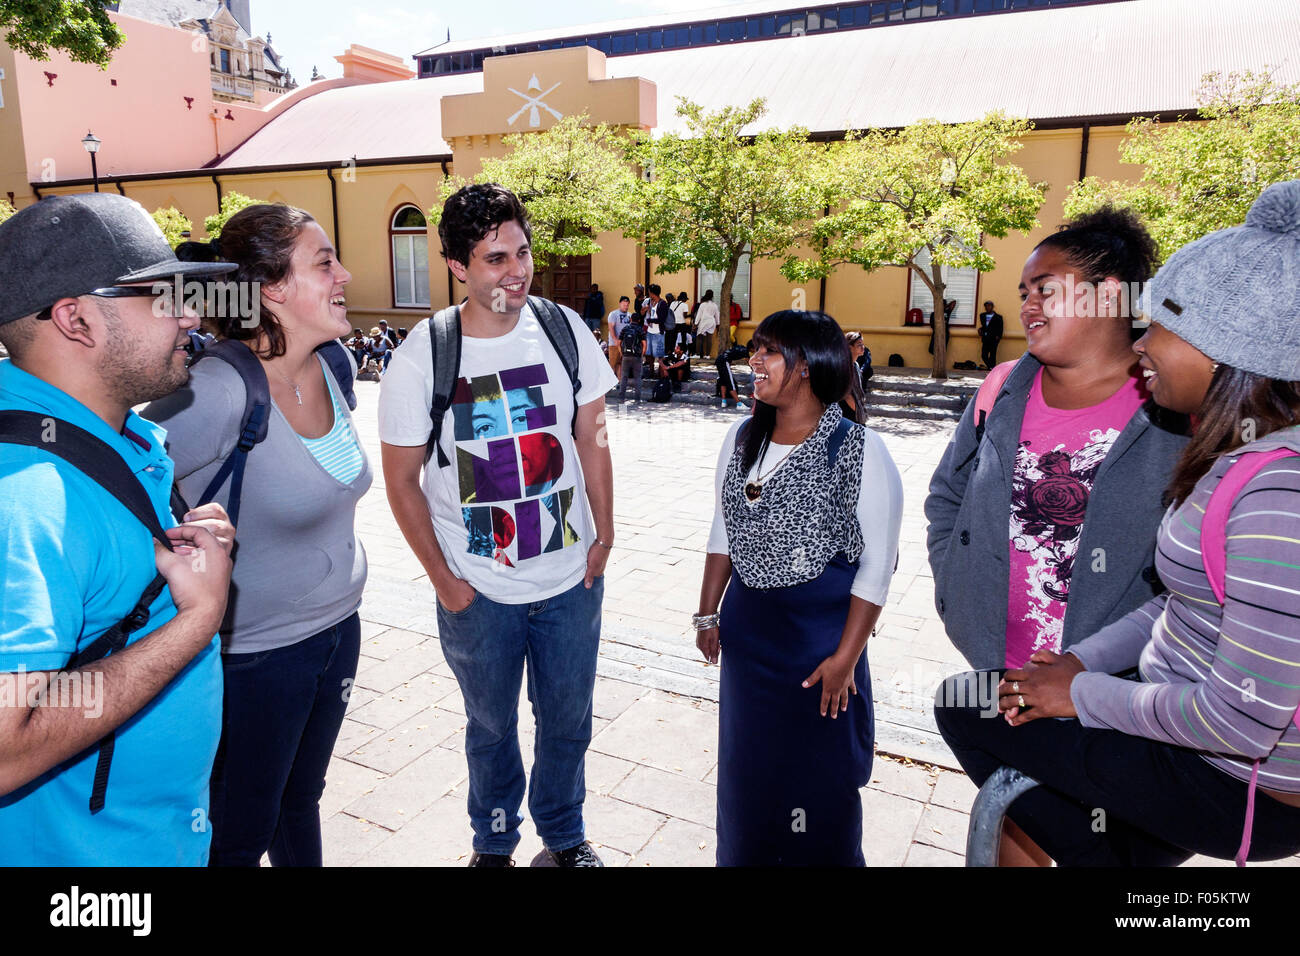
[0,360,222,865]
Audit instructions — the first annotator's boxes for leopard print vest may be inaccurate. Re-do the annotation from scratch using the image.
[722,402,865,590]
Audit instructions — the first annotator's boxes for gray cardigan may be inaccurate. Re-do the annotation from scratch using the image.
[924,353,1189,670]
[143,354,373,653]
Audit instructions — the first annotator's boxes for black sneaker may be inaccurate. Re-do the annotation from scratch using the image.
[467,850,515,867]
[544,842,604,867]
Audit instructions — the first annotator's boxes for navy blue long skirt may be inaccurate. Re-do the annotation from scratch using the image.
[716,553,873,867]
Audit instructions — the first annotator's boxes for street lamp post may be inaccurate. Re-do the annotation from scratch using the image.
[81,131,101,192]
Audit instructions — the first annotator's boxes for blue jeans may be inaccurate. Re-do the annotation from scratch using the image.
[646,332,665,358]
[208,614,361,866]
[436,576,603,855]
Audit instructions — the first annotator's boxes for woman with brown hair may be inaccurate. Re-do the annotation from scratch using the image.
[144,203,371,866]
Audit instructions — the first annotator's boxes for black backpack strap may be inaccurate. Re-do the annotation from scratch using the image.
[0,411,172,543]
[529,296,583,438]
[193,339,271,526]
[826,417,854,468]
[426,306,462,467]
[0,410,176,814]
[315,339,358,411]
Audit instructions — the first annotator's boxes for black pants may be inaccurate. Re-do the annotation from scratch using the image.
[980,336,1000,369]
[209,614,362,866]
[934,671,1300,866]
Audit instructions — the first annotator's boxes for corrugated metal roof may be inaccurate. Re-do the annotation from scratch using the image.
[217,0,1300,171]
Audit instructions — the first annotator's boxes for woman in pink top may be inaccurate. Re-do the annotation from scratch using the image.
[934,180,1300,868]
[925,208,1190,863]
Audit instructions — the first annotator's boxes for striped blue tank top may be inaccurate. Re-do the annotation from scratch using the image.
[300,373,364,484]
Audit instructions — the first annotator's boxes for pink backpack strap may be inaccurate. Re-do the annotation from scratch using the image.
[1201,448,1298,605]
[973,360,1018,427]
[1201,446,1300,866]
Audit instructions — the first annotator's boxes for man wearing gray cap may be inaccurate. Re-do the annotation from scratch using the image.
[0,193,237,865]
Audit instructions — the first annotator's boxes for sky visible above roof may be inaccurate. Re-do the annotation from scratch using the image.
[252,0,755,84]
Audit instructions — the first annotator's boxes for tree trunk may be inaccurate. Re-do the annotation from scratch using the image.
[717,256,741,358]
[927,262,948,381]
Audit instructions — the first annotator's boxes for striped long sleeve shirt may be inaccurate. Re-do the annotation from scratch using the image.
[1068,428,1300,792]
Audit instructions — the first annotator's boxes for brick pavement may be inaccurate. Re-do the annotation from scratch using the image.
[320,379,1295,867]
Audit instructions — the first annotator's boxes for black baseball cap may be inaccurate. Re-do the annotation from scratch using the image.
[0,193,235,326]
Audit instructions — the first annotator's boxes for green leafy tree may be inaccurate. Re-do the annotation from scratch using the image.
[1065,70,1300,262]
[429,114,636,300]
[786,113,1046,378]
[626,97,831,353]
[0,0,124,67]
[204,192,266,240]
[151,207,192,248]
[0,197,15,225]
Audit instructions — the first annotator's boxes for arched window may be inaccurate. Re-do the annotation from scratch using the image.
[391,205,430,308]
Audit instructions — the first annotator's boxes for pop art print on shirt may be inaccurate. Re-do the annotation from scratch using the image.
[451,362,578,567]
[1008,430,1120,655]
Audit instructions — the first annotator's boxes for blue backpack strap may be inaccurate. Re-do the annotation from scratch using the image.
[0,410,174,813]
[426,306,462,467]
[529,296,582,437]
[192,339,271,527]
[315,339,357,411]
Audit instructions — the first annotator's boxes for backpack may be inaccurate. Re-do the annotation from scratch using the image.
[191,338,356,526]
[650,377,672,403]
[888,353,904,367]
[425,296,581,468]
[0,410,186,814]
[970,359,1017,444]
[1199,445,1300,866]
[620,323,646,357]
[661,300,676,332]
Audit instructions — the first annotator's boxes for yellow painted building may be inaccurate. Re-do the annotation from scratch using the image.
[8,0,1299,366]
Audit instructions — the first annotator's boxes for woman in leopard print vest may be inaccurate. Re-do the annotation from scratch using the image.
[695,310,904,866]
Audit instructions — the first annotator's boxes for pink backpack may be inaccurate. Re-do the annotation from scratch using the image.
[1199,446,1300,865]
[971,360,1018,437]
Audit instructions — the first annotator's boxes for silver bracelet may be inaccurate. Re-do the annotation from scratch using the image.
[692,612,720,631]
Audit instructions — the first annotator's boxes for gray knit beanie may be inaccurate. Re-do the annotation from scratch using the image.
[1145,179,1300,380]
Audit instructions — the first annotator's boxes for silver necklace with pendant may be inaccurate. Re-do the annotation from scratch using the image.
[270,363,304,406]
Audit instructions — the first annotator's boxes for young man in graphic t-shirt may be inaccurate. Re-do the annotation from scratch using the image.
[378,184,618,868]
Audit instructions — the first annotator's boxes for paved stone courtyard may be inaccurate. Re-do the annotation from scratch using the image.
[320,378,1294,867]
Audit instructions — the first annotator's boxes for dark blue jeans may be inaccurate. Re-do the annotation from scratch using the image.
[208,613,361,866]
[436,577,603,855]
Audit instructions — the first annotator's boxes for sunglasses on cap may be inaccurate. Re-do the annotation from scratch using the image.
[87,284,188,317]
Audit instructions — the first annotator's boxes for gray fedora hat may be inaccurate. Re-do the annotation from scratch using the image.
[0,193,236,326]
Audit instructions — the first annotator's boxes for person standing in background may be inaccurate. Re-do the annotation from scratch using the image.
[694,289,719,358]
[607,295,632,373]
[978,300,1004,370]
[582,283,605,334]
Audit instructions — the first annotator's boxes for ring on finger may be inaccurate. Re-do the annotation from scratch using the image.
[1018,694,1026,708]
[1012,681,1020,693]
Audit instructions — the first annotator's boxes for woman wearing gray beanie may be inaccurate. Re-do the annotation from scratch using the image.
[935,179,1300,867]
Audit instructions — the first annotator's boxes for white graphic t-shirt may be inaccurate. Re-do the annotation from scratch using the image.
[378,303,618,604]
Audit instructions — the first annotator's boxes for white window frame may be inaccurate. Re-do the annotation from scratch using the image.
[907,244,978,326]
[698,246,752,320]
[391,205,430,309]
